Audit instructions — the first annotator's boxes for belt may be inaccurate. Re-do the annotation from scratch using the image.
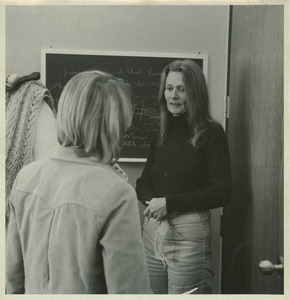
[168,211,203,225]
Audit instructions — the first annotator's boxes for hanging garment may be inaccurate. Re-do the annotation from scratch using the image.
[6,80,56,219]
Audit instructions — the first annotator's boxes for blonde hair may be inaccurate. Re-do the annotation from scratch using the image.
[158,59,216,147]
[57,70,133,163]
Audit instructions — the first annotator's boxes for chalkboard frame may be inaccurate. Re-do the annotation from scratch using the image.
[41,49,208,162]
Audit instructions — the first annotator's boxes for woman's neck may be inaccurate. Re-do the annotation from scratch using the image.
[168,112,188,130]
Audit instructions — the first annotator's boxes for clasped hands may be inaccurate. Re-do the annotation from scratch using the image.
[143,197,167,223]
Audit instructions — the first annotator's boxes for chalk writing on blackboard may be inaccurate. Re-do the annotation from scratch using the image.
[42,50,208,161]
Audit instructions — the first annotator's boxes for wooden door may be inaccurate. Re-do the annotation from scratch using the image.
[222,5,283,294]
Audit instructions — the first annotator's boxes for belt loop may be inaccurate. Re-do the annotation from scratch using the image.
[200,210,210,224]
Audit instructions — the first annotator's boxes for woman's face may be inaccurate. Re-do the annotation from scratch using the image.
[164,71,187,116]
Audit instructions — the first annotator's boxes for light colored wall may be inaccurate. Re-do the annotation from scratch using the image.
[6,5,229,293]
[6,5,228,124]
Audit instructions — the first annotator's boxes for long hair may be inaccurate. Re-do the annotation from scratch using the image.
[158,59,215,146]
[57,70,133,163]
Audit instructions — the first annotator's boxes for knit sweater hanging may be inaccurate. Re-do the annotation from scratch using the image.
[6,81,56,217]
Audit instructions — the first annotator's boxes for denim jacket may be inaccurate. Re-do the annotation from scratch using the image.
[6,146,151,294]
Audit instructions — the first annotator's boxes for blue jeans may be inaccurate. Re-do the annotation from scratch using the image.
[142,211,213,294]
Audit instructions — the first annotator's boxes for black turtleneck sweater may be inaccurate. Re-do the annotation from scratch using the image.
[136,114,232,213]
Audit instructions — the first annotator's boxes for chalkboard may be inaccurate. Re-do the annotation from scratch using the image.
[41,49,208,161]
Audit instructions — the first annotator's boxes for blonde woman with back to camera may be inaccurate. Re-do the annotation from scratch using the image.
[6,70,151,294]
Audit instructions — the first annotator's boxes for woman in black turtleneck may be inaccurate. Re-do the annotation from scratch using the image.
[136,59,231,294]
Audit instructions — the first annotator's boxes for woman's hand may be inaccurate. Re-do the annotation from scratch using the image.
[143,197,167,222]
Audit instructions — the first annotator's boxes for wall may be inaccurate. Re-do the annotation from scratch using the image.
[6,5,229,293]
